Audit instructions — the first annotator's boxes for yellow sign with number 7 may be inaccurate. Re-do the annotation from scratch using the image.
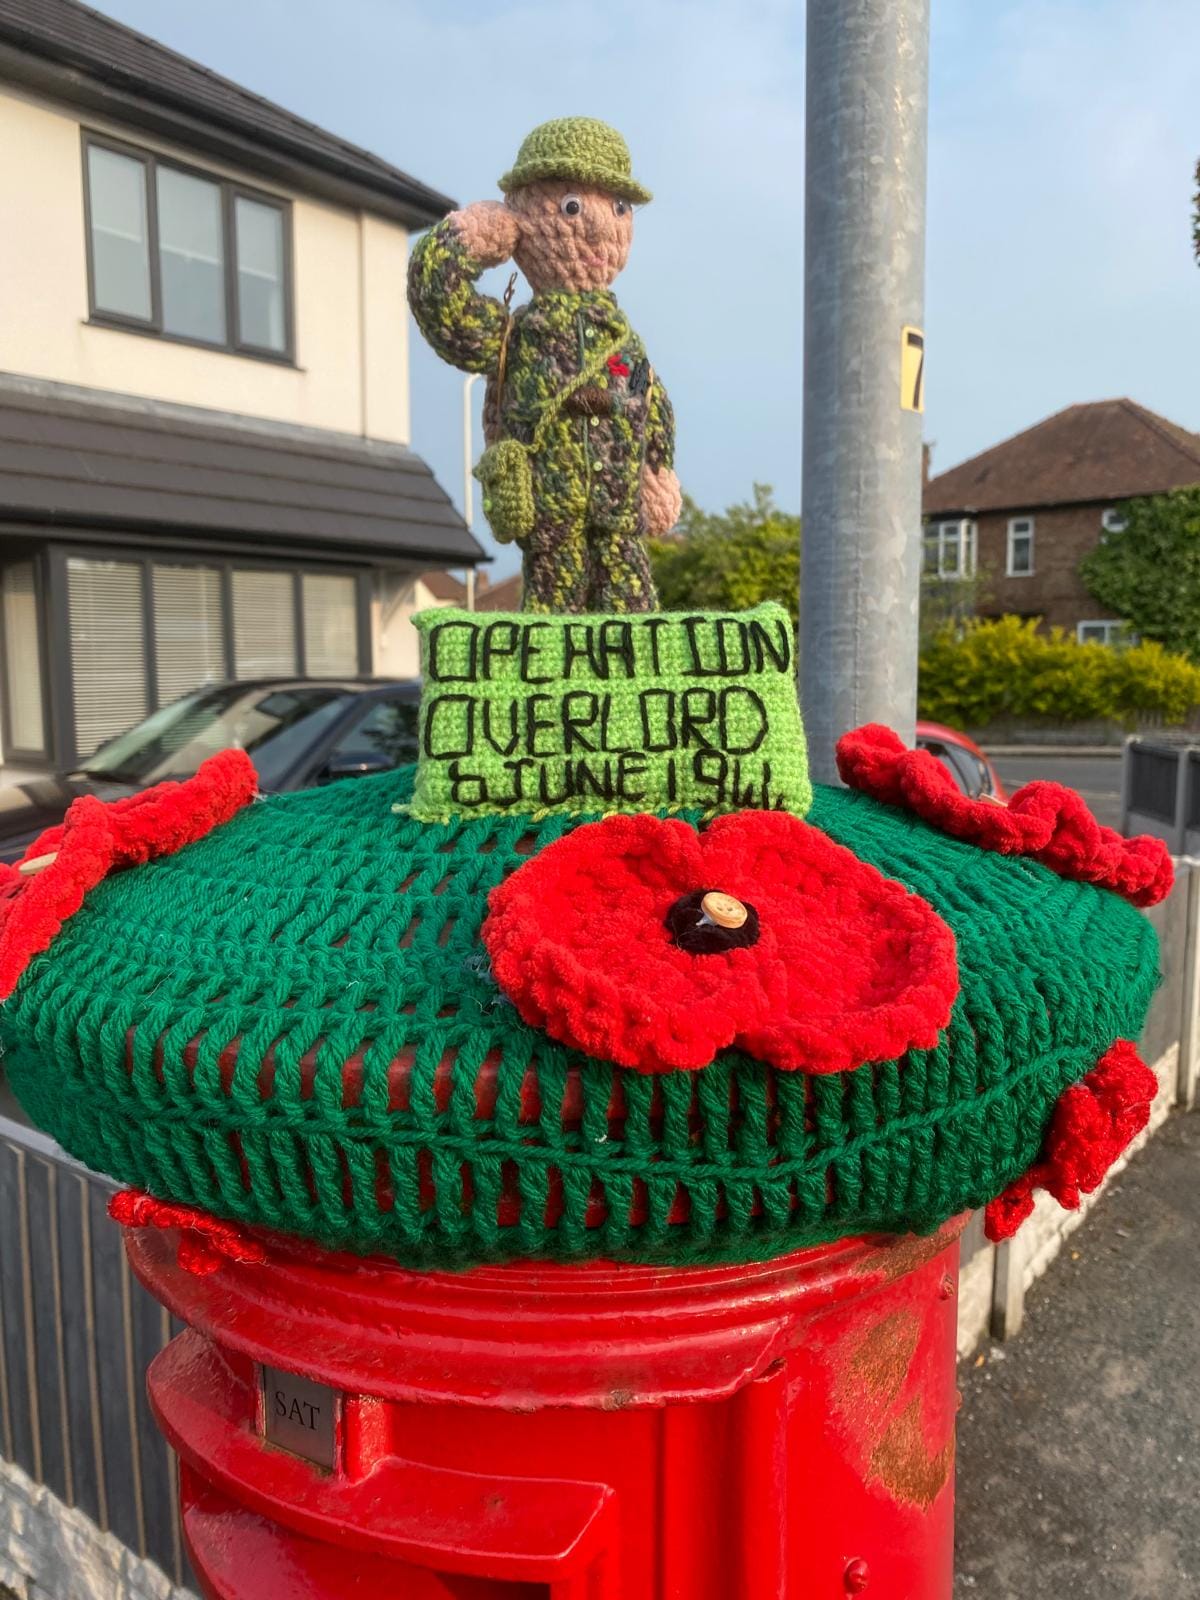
[901,325,925,413]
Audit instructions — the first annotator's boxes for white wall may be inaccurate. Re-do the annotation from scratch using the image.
[372,574,461,678]
[0,85,410,443]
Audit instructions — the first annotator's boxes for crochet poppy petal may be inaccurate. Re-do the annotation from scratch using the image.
[0,749,256,1001]
[482,809,959,1074]
[110,1188,268,1276]
[837,724,1173,906]
[983,1040,1157,1241]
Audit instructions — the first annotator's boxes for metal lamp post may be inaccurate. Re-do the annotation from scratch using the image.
[800,0,931,782]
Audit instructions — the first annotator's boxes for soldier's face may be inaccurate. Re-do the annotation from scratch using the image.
[508,181,634,293]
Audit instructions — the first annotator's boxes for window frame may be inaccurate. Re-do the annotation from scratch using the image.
[42,546,368,770]
[81,130,295,365]
[0,550,53,764]
[1076,619,1126,647]
[1006,516,1035,577]
[923,518,977,581]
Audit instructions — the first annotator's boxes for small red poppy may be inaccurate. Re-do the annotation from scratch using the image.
[482,810,959,1075]
[984,1040,1158,1241]
[607,354,630,378]
[837,724,1172,907]
[0,748,257,1001]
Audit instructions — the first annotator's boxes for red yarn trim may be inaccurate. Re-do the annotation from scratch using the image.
[109,1188,268,1277]
[483,809,959,1074]
[0,749,256,1000]
[837,724,1173,907]
[984,1040,1158,1241]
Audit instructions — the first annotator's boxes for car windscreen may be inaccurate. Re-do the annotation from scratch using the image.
[78,686,354,789]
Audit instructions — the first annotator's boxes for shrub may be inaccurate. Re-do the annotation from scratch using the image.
[917,616,1200,729]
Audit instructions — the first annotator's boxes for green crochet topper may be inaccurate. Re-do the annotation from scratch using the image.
[0,762,1161,1270]
[408,117,680,614]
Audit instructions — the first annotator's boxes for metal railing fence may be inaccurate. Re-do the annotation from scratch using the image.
[0,1112,189,1590]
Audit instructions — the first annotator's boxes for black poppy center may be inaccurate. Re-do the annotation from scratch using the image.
[666,890,760,954]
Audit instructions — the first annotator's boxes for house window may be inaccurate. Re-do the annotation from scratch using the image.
[302,574,359,676]
[1100,507,1128,536]
[153,563,225,703]
[50,554,363,767]
[1,561,47,756]
[232,571,297,678]
[1006,517,1035,576]
[923,519,977,580]
[1077,620,1127,647]
[83,133,293,359]
[85,144,153,322]
[67,557,149,757]
[156,167,227,344]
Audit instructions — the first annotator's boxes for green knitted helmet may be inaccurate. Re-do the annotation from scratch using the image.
[498,117,652,204]
[0,768,1158,1270]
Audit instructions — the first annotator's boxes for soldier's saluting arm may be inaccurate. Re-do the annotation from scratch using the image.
[407,204,519,375]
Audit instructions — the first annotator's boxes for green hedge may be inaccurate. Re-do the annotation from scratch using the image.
[918,616,1200,728]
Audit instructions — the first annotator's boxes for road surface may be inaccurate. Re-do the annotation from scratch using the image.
[990,752,1122,830]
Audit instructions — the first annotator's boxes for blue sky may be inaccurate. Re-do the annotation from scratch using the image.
[92,0,1200,579]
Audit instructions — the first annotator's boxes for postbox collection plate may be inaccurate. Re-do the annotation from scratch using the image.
[260,1365,339,1470]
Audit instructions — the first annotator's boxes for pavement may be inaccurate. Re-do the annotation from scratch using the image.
[990,751,1122,829]
[955,1108,1200,1598]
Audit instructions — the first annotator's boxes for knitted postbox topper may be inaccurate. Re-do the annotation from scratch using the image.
[0,116,1168,1274]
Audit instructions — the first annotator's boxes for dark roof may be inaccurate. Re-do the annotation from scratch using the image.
[924,400,1200,517]
[474,573,523,612]
[0,0,454,227]
[0,379,484,567]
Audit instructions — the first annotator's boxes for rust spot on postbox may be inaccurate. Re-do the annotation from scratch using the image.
[868,1396,955,1510]
[843,1308,921,1404]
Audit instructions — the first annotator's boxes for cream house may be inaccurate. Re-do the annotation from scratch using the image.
[0,0,481,775]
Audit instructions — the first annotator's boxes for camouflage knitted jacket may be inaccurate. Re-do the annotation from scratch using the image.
[408,217,675,534]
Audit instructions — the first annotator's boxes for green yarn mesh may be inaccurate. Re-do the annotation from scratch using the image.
[0,770,1160,1268]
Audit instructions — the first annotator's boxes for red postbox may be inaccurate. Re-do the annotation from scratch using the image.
[127,1216,962,1600]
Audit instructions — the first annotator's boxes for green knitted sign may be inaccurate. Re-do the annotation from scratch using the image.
[409,602,811,822]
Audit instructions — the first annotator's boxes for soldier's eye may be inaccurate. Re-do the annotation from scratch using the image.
[560,195,583,217]
[613,199,630,217]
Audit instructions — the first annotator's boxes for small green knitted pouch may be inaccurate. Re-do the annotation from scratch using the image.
[474,320,628,544]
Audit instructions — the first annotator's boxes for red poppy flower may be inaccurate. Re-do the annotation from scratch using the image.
[837,724,1172,907]
[482,810,959,1075]
[0,749,257,1000]
[984,1040,1158,1241]
[110,1188,268,1277]
[607,354,630,378]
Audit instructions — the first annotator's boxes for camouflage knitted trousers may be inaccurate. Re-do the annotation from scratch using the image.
[521,518,658,614]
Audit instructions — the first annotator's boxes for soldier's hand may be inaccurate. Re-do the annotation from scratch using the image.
[641,466,683,537]
[450,202,521,268]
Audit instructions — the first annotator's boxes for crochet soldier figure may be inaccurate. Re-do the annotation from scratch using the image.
[408,117,682,614]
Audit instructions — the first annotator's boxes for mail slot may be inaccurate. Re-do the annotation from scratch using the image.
[127,1217,963,1600]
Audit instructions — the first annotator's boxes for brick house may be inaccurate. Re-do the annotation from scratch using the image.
[923,400,1200,642]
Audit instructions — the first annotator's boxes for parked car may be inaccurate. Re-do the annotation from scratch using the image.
[915,720,1007,803]
[0,679,421,863]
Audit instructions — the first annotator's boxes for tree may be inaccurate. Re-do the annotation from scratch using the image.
[649,484,801,623]
[1080,487,1200,659]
